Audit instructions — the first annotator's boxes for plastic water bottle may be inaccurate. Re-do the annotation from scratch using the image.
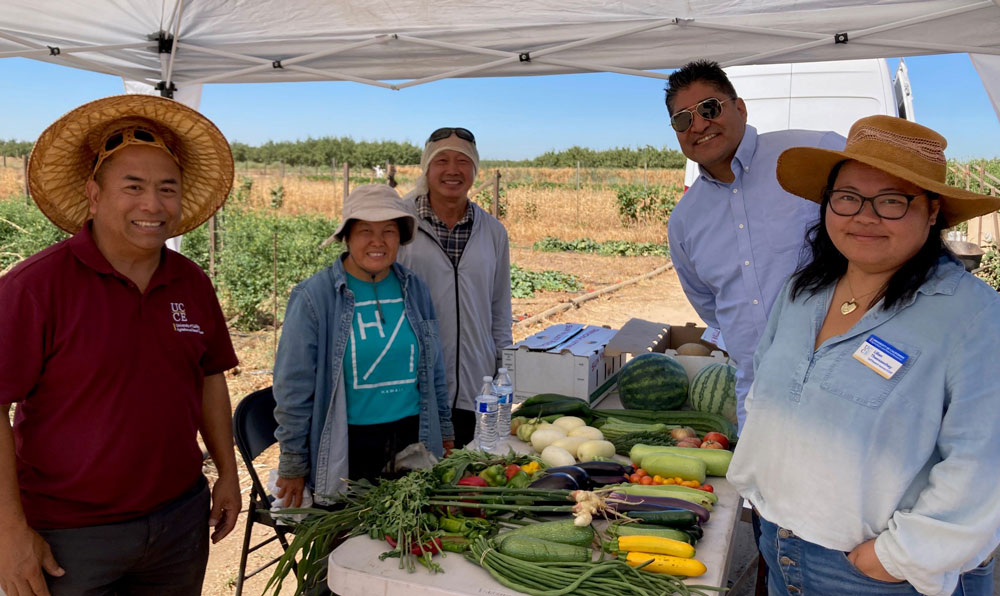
[493,368,514,439]
[474,376,499,453]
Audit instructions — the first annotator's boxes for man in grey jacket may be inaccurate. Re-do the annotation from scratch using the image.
[399,127,513,447]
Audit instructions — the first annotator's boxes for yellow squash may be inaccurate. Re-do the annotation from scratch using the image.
[617,535,695,559]
[625,552,707,577]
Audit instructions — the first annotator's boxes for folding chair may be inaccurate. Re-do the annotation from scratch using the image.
[232,386,295,596]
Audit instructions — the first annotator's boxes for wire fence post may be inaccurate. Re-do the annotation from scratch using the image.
[576,161,581,226]
[492,170,501,219]
[342,163,350,212]
[23,155,30,204]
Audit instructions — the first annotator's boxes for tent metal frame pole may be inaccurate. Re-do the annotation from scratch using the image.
[0,42,151,59]
[161,0,186,94]
[863,38,1000,55]
[179,37,393,87]
[395,55,520,89]
[535,57,671,80]
[717,0,996,65]
[527,17,677,59]
[0,30,146,80]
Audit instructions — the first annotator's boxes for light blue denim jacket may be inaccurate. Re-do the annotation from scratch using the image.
[728,256,1000,595]
[273,256,454,503]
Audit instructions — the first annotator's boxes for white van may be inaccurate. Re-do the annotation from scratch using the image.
[683,58,915,188]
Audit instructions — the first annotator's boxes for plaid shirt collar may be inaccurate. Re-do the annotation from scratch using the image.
[416,194,474,228]
[416,194,474,265]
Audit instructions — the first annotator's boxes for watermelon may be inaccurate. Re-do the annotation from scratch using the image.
[688,363,737,424]
[616,353,689,411]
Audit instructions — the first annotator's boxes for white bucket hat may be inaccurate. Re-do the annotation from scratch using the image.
[333,184,417,244]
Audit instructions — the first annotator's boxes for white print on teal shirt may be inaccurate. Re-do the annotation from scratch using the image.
[349,297,417,389]
[852,334,909,380]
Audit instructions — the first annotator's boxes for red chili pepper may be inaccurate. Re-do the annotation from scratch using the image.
[504,463,522,481]
[701,484,714,493]
[457,475,489,487]
[411,537,443,556]
[386,535,444,556]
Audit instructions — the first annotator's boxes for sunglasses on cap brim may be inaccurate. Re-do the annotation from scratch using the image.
[91,126,180,178]
[670,97,734,133]
[427,127,476,145]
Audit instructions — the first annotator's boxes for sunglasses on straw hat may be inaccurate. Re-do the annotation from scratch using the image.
[670,97,735,133]
[427,127,476,144]
[91,126,180,179]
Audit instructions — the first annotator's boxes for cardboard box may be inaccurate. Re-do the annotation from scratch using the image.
[605,319,728,382]
[502,323,623,405]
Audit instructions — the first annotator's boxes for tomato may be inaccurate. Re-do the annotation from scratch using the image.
[635,468,649,478]
[701,484,714,493]
[640,475,654,485]
[702,432,730,450]
[504,464,522,481]
[701,440,726,450]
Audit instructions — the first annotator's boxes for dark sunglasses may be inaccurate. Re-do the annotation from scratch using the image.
[670,97,734,133]
[91,126,179,178]
[427,127,476,145]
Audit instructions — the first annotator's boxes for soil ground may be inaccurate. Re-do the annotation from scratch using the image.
[199,248,705,596]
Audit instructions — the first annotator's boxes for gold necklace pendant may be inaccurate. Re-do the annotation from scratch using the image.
[841,299,858,315]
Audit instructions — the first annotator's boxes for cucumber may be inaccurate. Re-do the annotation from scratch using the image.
[500,520,595,547]
[593,409,737,441]
[626,509,700,529]
[632,445,734,476]
[606,523,694,545]
[638,453,707,483]
[515,399,593,421]
[497,535,591,563]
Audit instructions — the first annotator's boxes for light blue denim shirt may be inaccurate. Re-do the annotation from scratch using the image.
[273,256,454,503]
[667,125,845,430]
[728,256,1000,596]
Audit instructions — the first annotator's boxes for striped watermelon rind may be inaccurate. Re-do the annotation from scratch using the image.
[688,363,737,424]
[617,353,689,411]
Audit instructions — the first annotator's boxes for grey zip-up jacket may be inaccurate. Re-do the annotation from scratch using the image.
[398,199,514,411]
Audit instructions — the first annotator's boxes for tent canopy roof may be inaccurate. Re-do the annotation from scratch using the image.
[2,0,999,91]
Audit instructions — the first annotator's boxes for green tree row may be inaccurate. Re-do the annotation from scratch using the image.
[230,137,423,169]
[0,139,33,158]
[482,145,687,169]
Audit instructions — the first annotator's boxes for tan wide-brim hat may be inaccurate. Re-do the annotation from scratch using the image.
[777,115,1000,227]
[28,94,234,235]
[333,184,417,244]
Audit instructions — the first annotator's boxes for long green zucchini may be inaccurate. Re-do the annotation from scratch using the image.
[594,409,737,440]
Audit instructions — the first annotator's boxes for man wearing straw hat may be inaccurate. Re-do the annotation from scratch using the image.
[0,95,239,595]
[399,127,513,448]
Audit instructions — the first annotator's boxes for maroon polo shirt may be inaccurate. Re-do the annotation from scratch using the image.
[0,223,238,529]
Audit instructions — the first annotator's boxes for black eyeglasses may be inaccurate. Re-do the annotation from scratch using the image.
[427,127,476,145]
[825,189,923,220]
[670,97,734,133]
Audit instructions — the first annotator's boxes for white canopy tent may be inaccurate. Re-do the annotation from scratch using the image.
[2,0,999,114]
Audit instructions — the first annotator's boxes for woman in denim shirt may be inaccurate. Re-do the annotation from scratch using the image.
[728,116,1000,596]
[272,185,454,507]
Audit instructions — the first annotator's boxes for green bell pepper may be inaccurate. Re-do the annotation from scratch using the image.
[478,464,508,487]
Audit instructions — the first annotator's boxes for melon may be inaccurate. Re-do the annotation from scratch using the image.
[676,342,712,356]
[688,363,737,424]
[617,353,689,411]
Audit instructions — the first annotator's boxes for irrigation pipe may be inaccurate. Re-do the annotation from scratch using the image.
[515,261,674,328]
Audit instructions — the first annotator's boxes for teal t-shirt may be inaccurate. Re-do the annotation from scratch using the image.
[343,270,421,425]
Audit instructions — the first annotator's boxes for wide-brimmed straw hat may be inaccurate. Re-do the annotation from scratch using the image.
[777,115,1000,227]
[28,94,234,235]
[333,184,417,244]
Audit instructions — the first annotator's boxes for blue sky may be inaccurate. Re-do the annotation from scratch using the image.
[0,53,997,161]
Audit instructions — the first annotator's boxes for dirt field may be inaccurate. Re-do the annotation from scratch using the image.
[201,248,702,596]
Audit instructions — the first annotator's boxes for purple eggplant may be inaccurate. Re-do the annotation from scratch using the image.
[586,474,630,489]
[528,472,579,491]
[576,460,627,477]
[542,465,589,488]
[605,492,711,523]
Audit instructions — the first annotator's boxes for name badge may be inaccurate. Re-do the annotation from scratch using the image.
[852,335,908,379]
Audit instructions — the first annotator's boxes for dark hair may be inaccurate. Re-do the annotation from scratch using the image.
[790,161,950,310]
[341,217,410,243]
[664,60,738,113]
